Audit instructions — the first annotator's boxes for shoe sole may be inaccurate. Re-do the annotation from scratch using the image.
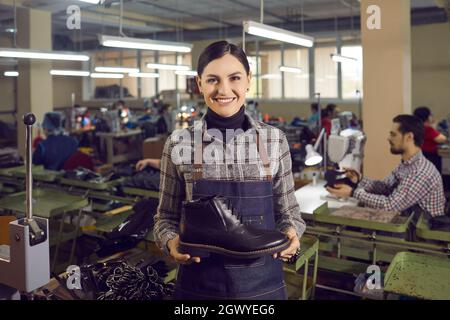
[179,239,291,259]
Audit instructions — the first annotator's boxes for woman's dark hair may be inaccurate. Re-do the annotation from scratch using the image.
[413,106,431,123]
[311,103,319,112]
[197,41,250,77]
[393,114,424,147]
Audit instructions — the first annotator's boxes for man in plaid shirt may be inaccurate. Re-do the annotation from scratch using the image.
[327,114,445,217]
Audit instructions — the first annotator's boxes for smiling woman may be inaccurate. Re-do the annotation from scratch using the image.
[154,40,306,301]
[196,41,252,118]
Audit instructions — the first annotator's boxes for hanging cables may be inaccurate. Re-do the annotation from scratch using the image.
[13,0,17,48]
[119,0,126,37]
[301,0,304,34]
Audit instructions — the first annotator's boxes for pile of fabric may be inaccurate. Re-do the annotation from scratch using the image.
[64,167,119,184]
[0,148,22,168]
[331,206,400,223]
[113,163,160,192]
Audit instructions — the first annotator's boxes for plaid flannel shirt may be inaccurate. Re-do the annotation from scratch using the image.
[354,151,445,217]
[153,113,306,254]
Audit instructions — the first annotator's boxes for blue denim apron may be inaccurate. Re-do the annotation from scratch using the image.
[174,132,287,300]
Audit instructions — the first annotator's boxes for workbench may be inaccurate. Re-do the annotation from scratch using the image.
[96,129,142,164]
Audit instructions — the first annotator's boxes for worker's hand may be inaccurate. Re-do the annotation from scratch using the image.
[326,184,353,198]
[167,235,201,265]
[135,158,161,171]
[273,228,300,262]
[344,167,361,184]
[136,159,148,171]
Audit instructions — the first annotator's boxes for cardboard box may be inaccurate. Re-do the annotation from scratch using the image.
[142,135,168,160]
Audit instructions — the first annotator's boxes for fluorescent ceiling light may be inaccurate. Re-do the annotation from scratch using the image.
[279,66,302,73]
[0,48,89,61]
[330,53,358,63]
[90,73,124,79]
[175,70,198,76]
[146,63,190,71]
[4,71,18,77]
[50,70,90,77]
[243,20,314,48]
[5,28,16,33]
[99,35,192,53]
[95,66,139,73]
[260,74,281,80]
[128,72,160,78]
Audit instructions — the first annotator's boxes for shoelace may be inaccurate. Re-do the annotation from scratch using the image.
[216,198,243,224]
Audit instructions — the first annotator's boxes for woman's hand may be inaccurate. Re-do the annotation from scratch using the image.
[273,228,300,262]
[167,235,201,265]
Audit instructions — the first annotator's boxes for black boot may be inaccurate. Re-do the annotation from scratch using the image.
[179,196,290,259]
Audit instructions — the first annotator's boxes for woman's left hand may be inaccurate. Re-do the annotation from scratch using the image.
[273,227,300,262]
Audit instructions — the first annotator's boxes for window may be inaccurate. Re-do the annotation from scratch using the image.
[157,54,176,92]
[283,48,309,99]
[90,50,138,99]
[140,52,156,98]
[247,55,260,99]
[260,50,282,99]
[341,45,363,99]
[91,51,121,99]
[314,46,338,98]
[176,54,191,92]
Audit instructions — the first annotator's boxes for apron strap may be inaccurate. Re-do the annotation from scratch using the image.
[193,129,203,180]
[257,133,273,181]
[192,129,272,181]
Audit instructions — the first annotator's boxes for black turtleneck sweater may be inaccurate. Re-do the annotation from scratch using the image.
[205,106,249,142]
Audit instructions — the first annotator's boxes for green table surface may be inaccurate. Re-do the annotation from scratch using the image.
[0,188,88,218]
[384,252,450,300]
[415,213,450,242]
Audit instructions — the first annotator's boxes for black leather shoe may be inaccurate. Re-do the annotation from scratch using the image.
[179,196,290,259]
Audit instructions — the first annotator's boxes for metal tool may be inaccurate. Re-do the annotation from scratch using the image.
[0,113,50,298]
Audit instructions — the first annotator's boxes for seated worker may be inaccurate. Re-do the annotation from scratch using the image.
[413,106,447,172]
[307,103,320,131]
[327,114,445,217]
[33,112,79,171]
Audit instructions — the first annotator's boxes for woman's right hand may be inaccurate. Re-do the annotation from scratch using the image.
[167,235,201,265]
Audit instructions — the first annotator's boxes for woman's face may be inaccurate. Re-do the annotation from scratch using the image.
[197,53,251,117]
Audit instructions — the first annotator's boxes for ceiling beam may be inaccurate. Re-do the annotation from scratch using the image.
[134,0,239,28]
[224,0,291,23]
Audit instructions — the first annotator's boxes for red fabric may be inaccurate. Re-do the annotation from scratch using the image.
[63,151,94,171]
[33,136,44,151]
[321,117,331,136]
[422,125,440,154]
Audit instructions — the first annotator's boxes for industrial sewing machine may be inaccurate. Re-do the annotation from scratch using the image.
[0,114,50,299]
[324,118,366,188]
